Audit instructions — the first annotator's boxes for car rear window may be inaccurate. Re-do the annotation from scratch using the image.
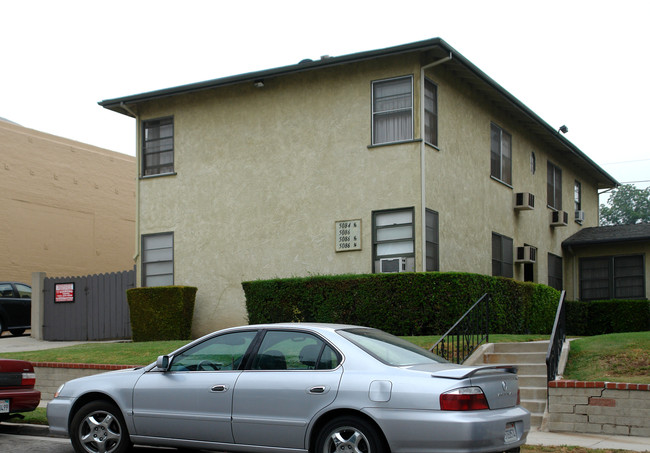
[338,328,448,366]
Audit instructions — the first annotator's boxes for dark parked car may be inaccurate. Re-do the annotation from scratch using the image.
[0,359,41,421]
[0,282,31,336]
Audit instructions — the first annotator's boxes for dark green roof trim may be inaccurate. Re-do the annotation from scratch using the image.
[99,37,618,187]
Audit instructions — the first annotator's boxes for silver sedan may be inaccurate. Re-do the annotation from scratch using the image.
[47,323,530,453]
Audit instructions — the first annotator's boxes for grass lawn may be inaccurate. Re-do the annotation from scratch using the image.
[561,331,650,384]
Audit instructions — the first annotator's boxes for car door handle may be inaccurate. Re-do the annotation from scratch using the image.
[211,384,228,392]
[309,386,327,394]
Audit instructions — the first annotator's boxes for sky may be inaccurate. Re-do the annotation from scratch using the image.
[2,0,649,194]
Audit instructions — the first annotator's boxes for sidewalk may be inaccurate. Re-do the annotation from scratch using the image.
[0,331,90,352]
[527,428,650,451]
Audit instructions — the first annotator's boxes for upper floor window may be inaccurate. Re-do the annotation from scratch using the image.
[142,232,174,287]
[574,180,582,211]
[424,79,438,147]
[547,161,563,210]
[143,117,174,176]
[491,232,513,278]
[490,123,512,185]
[372,76,413,145]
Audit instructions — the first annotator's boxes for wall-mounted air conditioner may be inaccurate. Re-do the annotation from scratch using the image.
[514,192,535,210]
[379,257,407,273]
[550,210,569,227]
[575,210,585,223]
[515,245,537,263]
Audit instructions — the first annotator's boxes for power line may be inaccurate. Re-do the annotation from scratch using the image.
[602,158,650,165]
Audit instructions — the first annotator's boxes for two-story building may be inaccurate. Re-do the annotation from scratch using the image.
[100,38,618,335]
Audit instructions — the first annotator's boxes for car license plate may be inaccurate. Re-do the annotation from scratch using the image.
[0,399,9,413]
[504,422,517,443]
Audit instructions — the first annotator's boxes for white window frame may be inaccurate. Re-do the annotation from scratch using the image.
[372,76,414,145]
[490,123,512,185]
[142,116,174,176]
[372,208,415,270]
[142,232,174,287]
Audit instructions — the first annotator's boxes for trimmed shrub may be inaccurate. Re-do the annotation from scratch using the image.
[126,286,197,341]
[242,273,561,336]
[566,299,650,336]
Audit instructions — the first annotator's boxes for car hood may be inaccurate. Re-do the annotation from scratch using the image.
[59,366,146,398]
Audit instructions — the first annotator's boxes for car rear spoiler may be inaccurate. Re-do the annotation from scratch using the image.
[430,365,518,379]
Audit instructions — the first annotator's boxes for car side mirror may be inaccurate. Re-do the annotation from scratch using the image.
[156,355,170,371]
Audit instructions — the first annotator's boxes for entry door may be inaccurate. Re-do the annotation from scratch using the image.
[132,330,258,443]
[232,330,343,449]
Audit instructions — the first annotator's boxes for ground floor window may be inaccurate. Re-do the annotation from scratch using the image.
[142,232,174,287]
[373,208,414,272]
[548,253,563,290]
[491,232,513,278]
[579,254,645,300]
[426,209,439,271]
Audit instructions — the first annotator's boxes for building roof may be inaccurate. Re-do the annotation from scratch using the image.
[99,37,618,189]
[563,223,650,247]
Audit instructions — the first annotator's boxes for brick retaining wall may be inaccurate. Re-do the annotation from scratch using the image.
[33,362,140,402]
[548,380,650,437]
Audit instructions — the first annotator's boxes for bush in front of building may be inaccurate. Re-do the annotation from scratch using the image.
[566,299,650,335]
[126,286,197,341]
[242,272,560,336]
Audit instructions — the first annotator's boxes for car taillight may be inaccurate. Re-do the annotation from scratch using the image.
[440,387,489,411]
[21,372,36,387]
[517,389,521,405]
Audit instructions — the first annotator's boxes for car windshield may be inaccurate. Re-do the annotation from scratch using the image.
[338,328,448,366]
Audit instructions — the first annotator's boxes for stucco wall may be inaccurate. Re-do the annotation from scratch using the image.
[0,120,136,283]
[133,54,604,335]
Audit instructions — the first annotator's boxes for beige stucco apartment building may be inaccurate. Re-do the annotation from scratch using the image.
[100,38,619,336]
[0,118,136,283]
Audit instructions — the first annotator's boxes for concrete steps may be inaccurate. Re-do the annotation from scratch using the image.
[482,341,549,428]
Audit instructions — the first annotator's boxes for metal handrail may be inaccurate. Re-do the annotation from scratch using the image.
[429,293,490,364]
[546,290,566,383]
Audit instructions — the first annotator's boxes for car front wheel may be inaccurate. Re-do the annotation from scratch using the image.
[316,416,385,453]
[70,401,132,453]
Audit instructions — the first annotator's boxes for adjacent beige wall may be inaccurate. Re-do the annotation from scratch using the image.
[0,120,136,284]
[134,54,604,336]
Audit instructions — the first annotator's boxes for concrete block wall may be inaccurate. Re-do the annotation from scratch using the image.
[33,362,138,402]
[548,380,650,437]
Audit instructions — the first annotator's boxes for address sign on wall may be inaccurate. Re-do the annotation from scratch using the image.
[335,220,361,252]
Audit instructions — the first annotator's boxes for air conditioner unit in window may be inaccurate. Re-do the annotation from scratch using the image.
[575,210,585,223]
[514,192,535,210]
[379,257,407,273]
[550,210,569,227]
[515,246,537,263]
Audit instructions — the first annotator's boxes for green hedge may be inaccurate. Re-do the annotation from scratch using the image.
[242,273,560,336]
[126,286,197,341]
[566,299,650,336]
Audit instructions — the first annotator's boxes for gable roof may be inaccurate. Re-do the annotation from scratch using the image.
[99,37,618,189]
[563,223,650,247]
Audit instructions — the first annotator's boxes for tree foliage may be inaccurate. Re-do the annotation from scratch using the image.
[599,184,650,225]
